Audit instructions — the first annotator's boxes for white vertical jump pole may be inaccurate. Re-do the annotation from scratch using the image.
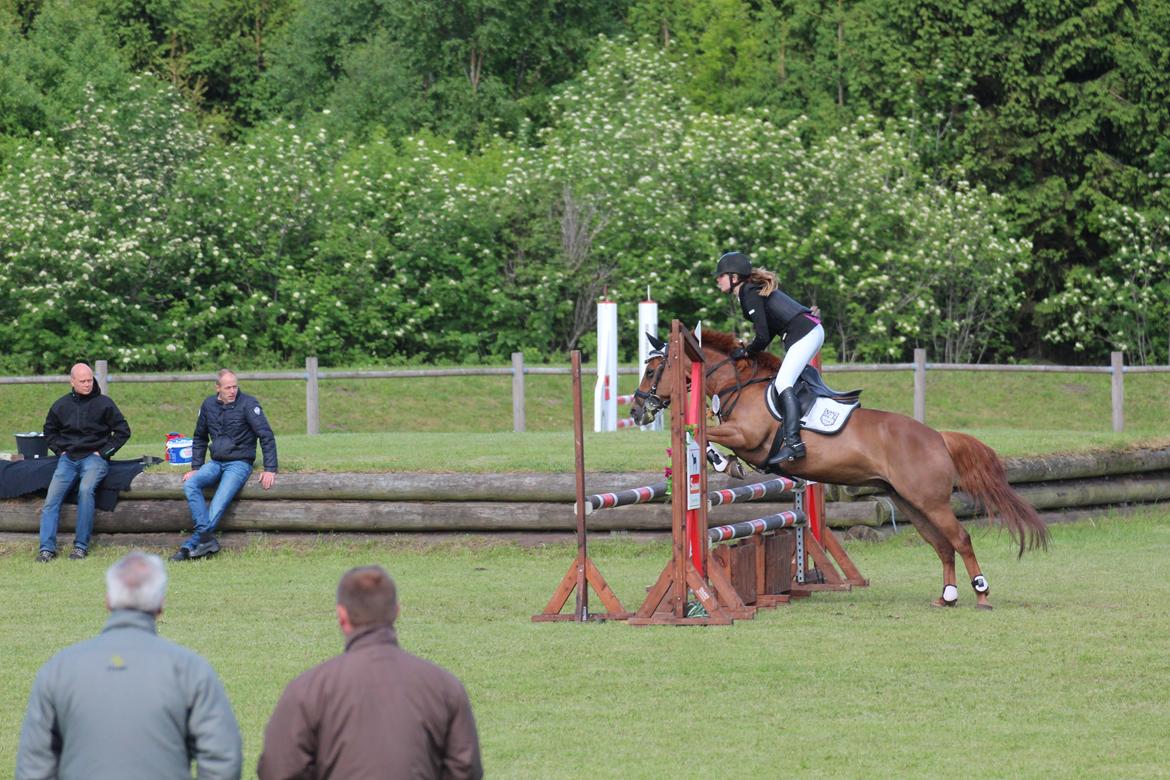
[637,290,663,431]
[594,298,619,432]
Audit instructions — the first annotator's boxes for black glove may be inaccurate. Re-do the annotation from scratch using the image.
[729,347,749,360]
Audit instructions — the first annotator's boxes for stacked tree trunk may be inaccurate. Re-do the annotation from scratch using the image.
[1,446,1168,534]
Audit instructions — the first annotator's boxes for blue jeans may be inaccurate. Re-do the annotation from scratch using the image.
[39,454,110,553]
[182,460,253,549]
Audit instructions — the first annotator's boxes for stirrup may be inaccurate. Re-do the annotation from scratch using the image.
[767,440,806,465]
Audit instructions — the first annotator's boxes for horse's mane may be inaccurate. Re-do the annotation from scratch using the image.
[702,329,781,372]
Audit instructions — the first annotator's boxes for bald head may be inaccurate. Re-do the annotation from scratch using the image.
[215,369,239,404]
[70,363,95,396]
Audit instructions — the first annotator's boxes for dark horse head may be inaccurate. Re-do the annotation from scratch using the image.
[629,333,670,426]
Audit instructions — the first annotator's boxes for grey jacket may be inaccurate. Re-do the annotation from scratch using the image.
[16,609,242,780]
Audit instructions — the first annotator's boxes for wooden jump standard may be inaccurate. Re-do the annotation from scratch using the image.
[532,350,632,622]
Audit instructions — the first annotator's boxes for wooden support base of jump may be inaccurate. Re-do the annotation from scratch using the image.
[532,554,632,622]
[792,524,868,595]
[532,350,630,623]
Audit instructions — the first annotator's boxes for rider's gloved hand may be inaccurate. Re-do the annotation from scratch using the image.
[729,347,749,360]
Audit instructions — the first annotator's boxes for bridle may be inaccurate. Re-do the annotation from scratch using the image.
[632,346,671,419]
[633,343,766,423]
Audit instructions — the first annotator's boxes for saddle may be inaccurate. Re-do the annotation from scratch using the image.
[764,365,862,433]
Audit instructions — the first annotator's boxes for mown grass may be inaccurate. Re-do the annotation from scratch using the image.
[2,367,1167,471]
[3,511,1170,778]
[2,365,1167,438]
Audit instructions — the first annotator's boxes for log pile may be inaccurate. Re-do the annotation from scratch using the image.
[1,446,1168,535]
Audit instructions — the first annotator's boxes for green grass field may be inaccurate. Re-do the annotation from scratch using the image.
[3,511,1170,778]
[3,365,1168,442]
[3,366,1168,471]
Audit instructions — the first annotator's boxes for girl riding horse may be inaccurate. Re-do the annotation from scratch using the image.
[715,251,824,465]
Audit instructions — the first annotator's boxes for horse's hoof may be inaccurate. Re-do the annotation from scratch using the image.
[975,603,994,611]
[930,598,956,608]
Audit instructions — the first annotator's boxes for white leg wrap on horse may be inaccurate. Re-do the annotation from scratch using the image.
[942,584,959,604]
[706,442,729,472]
[972,574,989,594]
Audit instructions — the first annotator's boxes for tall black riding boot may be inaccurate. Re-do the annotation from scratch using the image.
[767,387,806,464]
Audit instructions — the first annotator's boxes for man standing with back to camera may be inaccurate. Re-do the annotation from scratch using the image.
[258,565,483,780]
[170,368,277,561]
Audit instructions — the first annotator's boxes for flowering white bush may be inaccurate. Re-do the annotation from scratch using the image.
[0,40,1037,370]
[1040,189,1170,364]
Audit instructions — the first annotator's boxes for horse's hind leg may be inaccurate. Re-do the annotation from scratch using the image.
[889,495,960,607]
[895,491,992,609]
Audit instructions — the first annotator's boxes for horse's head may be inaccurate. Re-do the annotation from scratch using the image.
[628,329,772,426]
[628,333,676,426]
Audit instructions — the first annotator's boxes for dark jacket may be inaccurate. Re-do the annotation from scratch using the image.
[258,625,483,780]
[739,282,816,353]
[43,386,130,459]
[191,391,277,471]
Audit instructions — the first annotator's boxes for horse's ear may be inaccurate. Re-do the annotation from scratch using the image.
[646,333,666,351]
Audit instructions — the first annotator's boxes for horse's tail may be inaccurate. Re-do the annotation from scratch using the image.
[941,431,1049,558]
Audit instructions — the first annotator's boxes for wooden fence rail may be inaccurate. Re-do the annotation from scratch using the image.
[1,351,1167,435]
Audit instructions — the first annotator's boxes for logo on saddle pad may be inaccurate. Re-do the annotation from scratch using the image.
[766,390,857,435]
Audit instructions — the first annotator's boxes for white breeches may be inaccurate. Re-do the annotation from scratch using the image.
[773,324,825,393]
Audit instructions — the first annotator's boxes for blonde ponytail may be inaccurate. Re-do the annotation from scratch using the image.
[748,269,778,296]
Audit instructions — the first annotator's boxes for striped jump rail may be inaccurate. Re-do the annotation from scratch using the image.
[707,510,805,543]
[708,477,801,507]
[580,476,802,515]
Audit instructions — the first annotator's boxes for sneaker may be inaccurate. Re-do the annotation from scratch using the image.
[35,549,56,563]
[68,547,87,560]
[189,537,221,559]
[169,547,192,562]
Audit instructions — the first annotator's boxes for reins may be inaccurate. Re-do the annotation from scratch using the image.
[707,354,770,422]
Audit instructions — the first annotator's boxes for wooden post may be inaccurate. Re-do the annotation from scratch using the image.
[94,360,109,397]
[1111,351,1124,433]
[306,356,320,436]
[511,352,526,433]
[533,351,630,622]
[913,348,926,423]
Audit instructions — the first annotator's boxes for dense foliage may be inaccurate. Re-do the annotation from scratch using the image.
[1,0,1167,370]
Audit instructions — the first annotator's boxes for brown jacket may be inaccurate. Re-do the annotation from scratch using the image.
[257,626,482,780]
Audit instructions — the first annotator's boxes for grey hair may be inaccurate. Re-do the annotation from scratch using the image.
[215,368,236,384]
[106,551,168,613]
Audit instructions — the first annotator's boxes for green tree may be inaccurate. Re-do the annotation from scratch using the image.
[0,0,130,143]
[264,0,630,145]
[90,0,295,131]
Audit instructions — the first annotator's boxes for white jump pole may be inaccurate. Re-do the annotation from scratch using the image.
[637,291,662,431]
[594,298,618,432]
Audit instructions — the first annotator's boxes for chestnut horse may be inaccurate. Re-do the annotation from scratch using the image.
[629,329,1048,609]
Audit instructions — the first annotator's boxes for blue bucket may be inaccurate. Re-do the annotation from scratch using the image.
[165,437,194,466]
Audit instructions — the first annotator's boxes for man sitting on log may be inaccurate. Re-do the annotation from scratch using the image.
[36,363,131,562]
[170,369,277,561]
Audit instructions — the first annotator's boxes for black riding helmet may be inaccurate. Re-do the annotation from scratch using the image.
[714,251,752,280]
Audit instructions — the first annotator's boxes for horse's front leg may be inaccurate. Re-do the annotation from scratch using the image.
[708,423,770,455]
[707,424,771,475]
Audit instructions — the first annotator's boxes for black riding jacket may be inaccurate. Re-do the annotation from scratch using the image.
[738,282,816,353]
[191,391,278,471]
[43,385,131,459]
